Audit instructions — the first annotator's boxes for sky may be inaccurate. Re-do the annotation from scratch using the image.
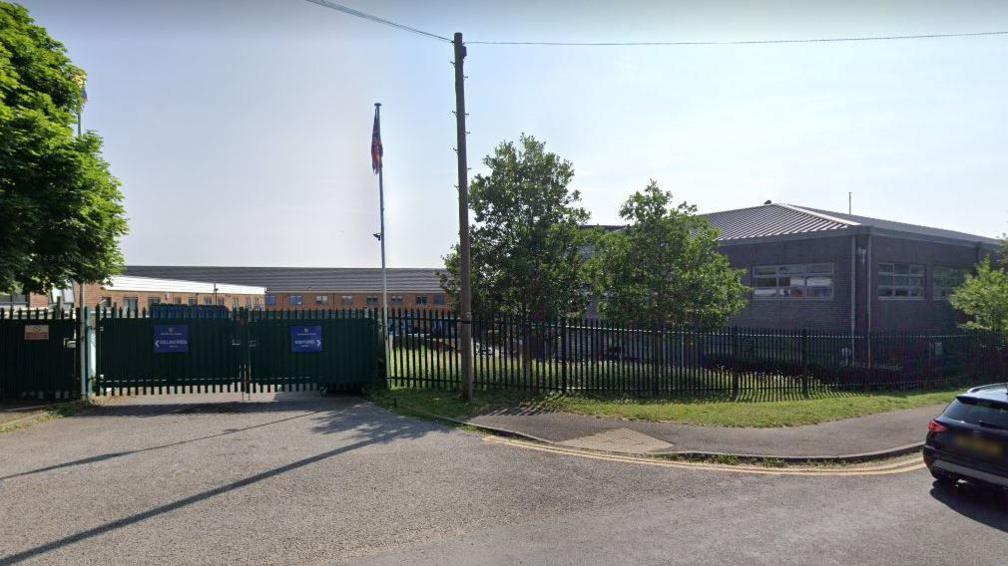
[18,0,1008,268]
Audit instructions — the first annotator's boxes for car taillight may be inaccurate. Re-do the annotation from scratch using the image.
[928,420,948,434]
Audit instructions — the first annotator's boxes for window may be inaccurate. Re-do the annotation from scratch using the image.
[933,267,966,300]
[878,263,924,299]
[148,296,161,308]
[265,294,277,306]
[433,294,446,306]
[752,263,834,299]
[188,297,198,306]
[390,295,404,306]
[315,295,329,306]
[341,295,354,307]
[289,295,303,306]
[245,297,252,308]
[366,296,379,307]
[232,297,240,308]
[415,295,428,306]
[124,297,139,311]
[942,398,1008,429]
[99,297,112,307]
[204,297,213,305]
[173,297,182,305]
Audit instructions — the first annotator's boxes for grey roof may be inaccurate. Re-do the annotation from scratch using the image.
[584,203,1001,247]
[796,205,1003,246]
[124,266,445,293]
[703,204,854,241]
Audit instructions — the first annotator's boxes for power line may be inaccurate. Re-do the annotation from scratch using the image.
[467,30,1008,46]
[302,0,1008,48]
[303,0,451,43]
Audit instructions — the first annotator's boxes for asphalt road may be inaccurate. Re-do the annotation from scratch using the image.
[0,393,1005,565]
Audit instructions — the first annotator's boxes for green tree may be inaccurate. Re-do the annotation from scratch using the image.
[950,258,1008,331]
[595,182,748,328]
[0,3,127,295]
[441,134,594,322]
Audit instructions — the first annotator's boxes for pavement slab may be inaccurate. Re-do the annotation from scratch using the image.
[559,427,673,452]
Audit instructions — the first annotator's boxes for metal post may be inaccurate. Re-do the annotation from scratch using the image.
[76,105,88,399]
[375,103,390,382]
[453,32,474,401]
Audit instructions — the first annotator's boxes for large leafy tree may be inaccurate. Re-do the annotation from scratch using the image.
[441,134,594,322]
[595,182,748,328]
[950,258,1008,331]
[0,3,127,295]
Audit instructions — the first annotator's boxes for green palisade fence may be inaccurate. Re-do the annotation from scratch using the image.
[248,309,381,393]
[0,308,78,400]
[96,307,240,395]
[8,303,1006,400]
[95,307,382,395]
[386,309,1008,397]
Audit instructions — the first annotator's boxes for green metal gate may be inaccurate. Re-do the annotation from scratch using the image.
[0,309,78,400]
[95,308,381,395]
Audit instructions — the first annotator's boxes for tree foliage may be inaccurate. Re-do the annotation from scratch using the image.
[595,182,748,328]
[440,134,594,321]
[950,258,1008,331]
[0,2,127,294]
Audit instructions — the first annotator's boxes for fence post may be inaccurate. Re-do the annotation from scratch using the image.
[560,317,568,394]
[651,324,660,397]
[801,329,809,397]
[731,327,739,399]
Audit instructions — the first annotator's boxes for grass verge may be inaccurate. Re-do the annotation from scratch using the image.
[370,387,957,428]
[0,401,90,434]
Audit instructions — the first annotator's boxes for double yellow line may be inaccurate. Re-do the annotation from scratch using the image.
[484,436,925,477]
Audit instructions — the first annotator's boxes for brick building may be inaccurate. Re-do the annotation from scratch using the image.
[85,276,265,311]
[593,202,1001,332]
[122,266,446,311]
[2,276,265,312]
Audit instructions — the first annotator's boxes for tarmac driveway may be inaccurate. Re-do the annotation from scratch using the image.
[0,393,1006,565]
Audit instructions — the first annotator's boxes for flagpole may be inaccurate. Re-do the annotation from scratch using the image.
[375,103,390,378]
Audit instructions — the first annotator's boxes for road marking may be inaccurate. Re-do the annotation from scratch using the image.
[484,436,926,477]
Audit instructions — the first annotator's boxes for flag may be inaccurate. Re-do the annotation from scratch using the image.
[371,107,383,174]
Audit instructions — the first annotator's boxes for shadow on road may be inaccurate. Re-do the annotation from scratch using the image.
[0,411,318,482]
[930,481,1008,533]
[0,395,442,564]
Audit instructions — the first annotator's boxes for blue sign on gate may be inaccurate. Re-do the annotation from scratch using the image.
[290,325,322,353]
[154,325,189,353]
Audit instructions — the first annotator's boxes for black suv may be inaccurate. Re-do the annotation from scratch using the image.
[924,384,1008,489]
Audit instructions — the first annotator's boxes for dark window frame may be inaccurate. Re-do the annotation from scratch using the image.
[932,266,967,301]
[878,262,925,300]
[751,263,835,300]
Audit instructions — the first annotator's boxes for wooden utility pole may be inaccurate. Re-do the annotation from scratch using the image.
[453,32,474,401]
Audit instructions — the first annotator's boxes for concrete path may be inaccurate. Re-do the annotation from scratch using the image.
[0,393,1004,565]
[468,403,949,458]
